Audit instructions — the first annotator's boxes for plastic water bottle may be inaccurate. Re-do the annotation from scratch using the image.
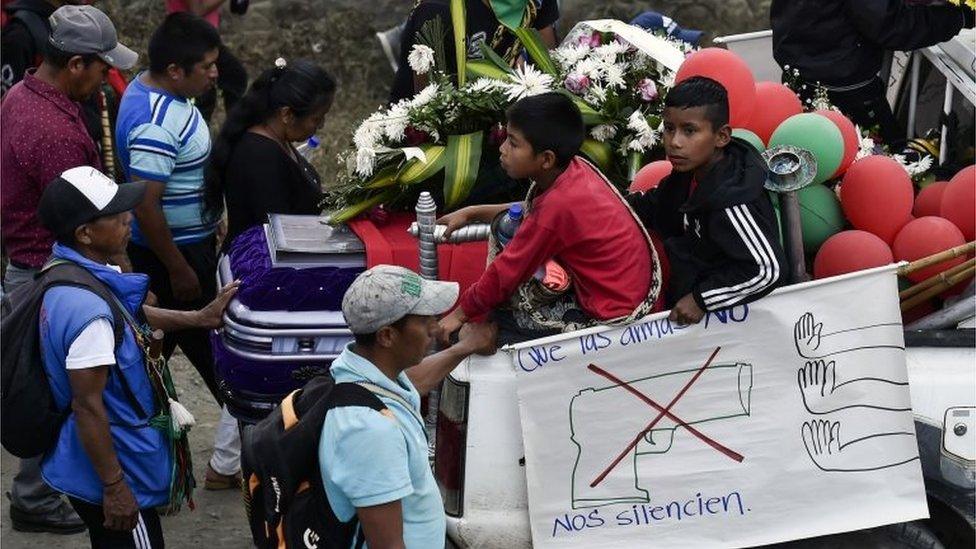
[295,136,321,161]
[495,204,523,247]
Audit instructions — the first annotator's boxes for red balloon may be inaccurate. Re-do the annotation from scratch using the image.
[893,216,966,282]
[816,109,859,178]
[913,181,949,218]
[814,230,893,279]
[630,160,672,193]
[839,155,914,244]
[744,82,801,145]
[940,165,975,240]
[675,48,756,128]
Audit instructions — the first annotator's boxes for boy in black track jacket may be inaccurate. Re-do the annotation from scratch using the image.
[628,77,786,325]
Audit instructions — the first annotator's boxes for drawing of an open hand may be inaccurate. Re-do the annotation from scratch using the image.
[802,419,842,464]
[794,313,824,358]
[797,360,837,414]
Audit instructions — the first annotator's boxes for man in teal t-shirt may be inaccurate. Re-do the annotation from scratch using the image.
[320,265,496,548]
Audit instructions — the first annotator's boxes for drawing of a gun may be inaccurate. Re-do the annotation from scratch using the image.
[569,363,753,509]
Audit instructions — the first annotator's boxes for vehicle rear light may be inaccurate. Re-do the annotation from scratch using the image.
[434,375,469,517]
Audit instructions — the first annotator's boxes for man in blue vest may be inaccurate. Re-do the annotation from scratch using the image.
[35,165,239,548]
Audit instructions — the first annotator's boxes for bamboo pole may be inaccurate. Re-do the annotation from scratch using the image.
[898,241,975,277]
[900,266,976,311]
[899,258,976,300]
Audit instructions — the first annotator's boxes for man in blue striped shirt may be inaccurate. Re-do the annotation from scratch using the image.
[116,13,222,408]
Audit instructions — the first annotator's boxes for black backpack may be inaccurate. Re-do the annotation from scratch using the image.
[0,260,146,458]
[243,374,408,549]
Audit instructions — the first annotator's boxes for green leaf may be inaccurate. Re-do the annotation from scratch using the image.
[465,60,511,81]
[580,139,613,172]
[398,145,447,186]
[627,151,644,182]
[450,0,467,86]
[479,42,514,74]
[329,189,396,224]
[512,27,557,75]
[443,131,484,209]
[565,93,607,126]
[363,165,400,189]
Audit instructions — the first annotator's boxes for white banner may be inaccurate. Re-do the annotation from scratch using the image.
[510,265,927,548]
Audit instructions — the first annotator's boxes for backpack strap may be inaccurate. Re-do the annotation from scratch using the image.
[354,381,427,433]
[39,260,125,350]
[39,261,149,420]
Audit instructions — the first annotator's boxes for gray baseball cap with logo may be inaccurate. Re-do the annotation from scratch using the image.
[48,5,138,70]
[342,265,459,334]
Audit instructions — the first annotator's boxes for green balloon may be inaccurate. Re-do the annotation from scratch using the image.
[797,184,845,253]
[732,128,765,153]
[768,113,844,185]
[769,184,846,254]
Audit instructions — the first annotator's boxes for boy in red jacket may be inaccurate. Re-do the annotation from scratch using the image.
[438,92,660,340]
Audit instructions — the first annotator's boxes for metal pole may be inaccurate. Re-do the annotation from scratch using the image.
[415,192,441,456]
[939,81,954,165]
[415,192,439,280]
[907,52,920,141]
[779,192,810,283]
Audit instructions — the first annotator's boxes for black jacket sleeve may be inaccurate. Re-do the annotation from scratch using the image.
[692,203,783,312]
[845,0,968,51]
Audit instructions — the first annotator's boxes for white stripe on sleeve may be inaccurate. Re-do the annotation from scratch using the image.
[701,205,779,308]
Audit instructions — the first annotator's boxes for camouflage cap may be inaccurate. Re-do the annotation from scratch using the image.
[341,265,459,334]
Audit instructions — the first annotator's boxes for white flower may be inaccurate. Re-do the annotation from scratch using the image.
[855,130,876,160]
[574,58,602,80]
[584,82,607,106]
[382,103,410,141]
[356,147,377,177]
[353,112,384,150]
[466,77,501,93]
[501,64,554,101]
[410,83,440,109]
[407,44,436,75]
[594,41,628,64]
[590,124,618,141]
[893,153,934,177]
[625,111,659,152]
[556,44,591,67]
[602,62,627,90]
[660,70,676,89]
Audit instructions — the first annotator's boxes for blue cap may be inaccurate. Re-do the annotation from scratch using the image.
[508,203,523,220]
[630,11,703,46]
[307,136,321,149]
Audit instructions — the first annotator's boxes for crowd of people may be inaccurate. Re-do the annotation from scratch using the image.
[0,0,971,547]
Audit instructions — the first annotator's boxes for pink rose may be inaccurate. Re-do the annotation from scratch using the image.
[564,72,591,95]
[637,78,658,102]
[577,31,601,48]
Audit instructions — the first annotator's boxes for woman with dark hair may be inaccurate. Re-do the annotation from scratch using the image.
[205,57,336,249]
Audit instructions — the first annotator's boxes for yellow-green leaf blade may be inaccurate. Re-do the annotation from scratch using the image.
[465,59,511,81]
[513,27,557,76]
[443,132,484,209]
[450,0,467,86]
[580,139,613,172]
[328,190,396,225]
[398,145,447,186]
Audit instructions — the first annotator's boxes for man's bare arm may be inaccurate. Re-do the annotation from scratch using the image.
[356,500,406,549]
